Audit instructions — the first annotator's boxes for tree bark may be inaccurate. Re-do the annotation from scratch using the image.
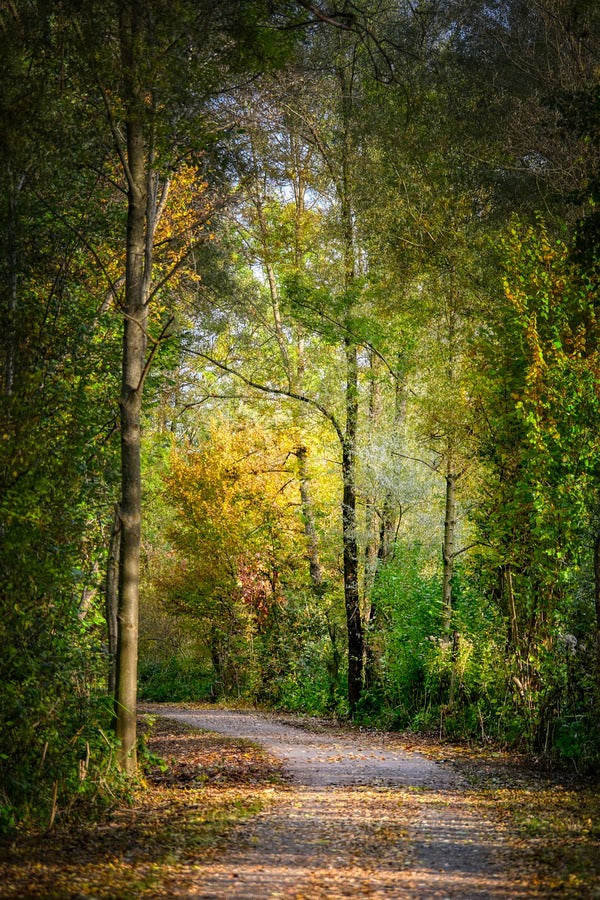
[378,363,406,563]
[343,337,363,710]
[296,445,324,591]
[363,353,382,601]
[363,355,384,695]
[114,1,148,773]
[105,503,121,698]
[339,51,364,711]
[441,466,457,635]
[115,196,146,772]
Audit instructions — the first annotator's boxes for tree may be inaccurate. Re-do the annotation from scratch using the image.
[151,418,307,694]
[0,20,127,829]
[183,44,391,708]
[49,0,300,770]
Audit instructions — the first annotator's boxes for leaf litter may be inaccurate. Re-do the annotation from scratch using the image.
[0,707,598,898]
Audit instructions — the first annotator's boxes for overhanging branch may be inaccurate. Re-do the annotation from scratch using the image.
[182,346,344,445]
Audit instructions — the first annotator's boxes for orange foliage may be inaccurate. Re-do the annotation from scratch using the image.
[159,419,305,625]
[153,163,214,284]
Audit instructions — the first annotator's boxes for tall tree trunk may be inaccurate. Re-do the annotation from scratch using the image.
[115,182,146,772]
[501,563,520,649]
[363,355,382,695]
[377,365,406,563]
[296,445,324,592]
[114,2,148,773]
[363,353,382,601]
[343,337,363,710]
[339,52,364,710]
[294,337,325,596]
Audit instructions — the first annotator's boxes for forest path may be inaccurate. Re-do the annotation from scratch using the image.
[154,707,537,899]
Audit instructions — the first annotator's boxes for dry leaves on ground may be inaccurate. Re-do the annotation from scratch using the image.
[0,716,286,899]
[380,730,600,898]
[1,712,598,898]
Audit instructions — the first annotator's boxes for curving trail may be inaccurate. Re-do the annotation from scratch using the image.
[153,707,538,899]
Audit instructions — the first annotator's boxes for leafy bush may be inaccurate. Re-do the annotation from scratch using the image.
[138,656,214,702]
[360,545,507,735]
[0,592,123,835]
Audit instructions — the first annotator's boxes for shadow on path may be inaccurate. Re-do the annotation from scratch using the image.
[150,707,538,899]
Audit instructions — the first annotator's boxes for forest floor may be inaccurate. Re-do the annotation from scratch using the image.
[1,705,599,898]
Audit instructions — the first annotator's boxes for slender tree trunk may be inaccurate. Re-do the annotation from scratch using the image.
[448,629,460,707]
[505,564,520,648]
[363,354,383,694]
[294,338,325,596]
[296,445,324,591]
[343,337,363,710]
[594,529,600,683]
[105,503,121,698]
[339,53,364,710]
[443,463,460,707]
[441,466,457,635]
[363,353,381,601]
[378,357,406,563]
[115,196,146,771]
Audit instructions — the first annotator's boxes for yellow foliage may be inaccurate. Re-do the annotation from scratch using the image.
[160,418,307,619]
[154,164,213,285]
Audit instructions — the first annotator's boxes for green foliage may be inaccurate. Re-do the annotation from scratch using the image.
[358,547,502,734]
[362,545,444,727]
[253,588,348,715]
[462,218,600,764]
[0,336,121,835]
[356,545,597,761]
[0,585,123,834]
[2,0,600,842]
[0,26,125,828]
[138,657,214,703]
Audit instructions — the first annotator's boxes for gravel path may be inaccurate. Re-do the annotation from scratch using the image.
[152,707,537,899]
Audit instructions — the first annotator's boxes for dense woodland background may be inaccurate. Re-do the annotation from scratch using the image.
[1,0,599,834]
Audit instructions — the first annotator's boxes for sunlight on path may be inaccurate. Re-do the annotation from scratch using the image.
[155,708,539,899]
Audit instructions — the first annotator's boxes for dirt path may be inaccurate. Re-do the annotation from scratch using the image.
[153,707,538,899]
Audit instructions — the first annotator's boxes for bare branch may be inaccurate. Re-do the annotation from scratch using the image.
[391,450,441,473]
[294,1,354,31]
[137,315,175,393]
[451,542,481,559]
[183,346,344,445]
[97,83,135,190]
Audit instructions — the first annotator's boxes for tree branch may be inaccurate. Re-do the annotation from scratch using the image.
[137,315,175,393]
[37,196,124,310]
[182,346,344,445]
[288,294,401,381]
[451,542,480,559]
[391,450,441,473]
[294,1,354,31]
